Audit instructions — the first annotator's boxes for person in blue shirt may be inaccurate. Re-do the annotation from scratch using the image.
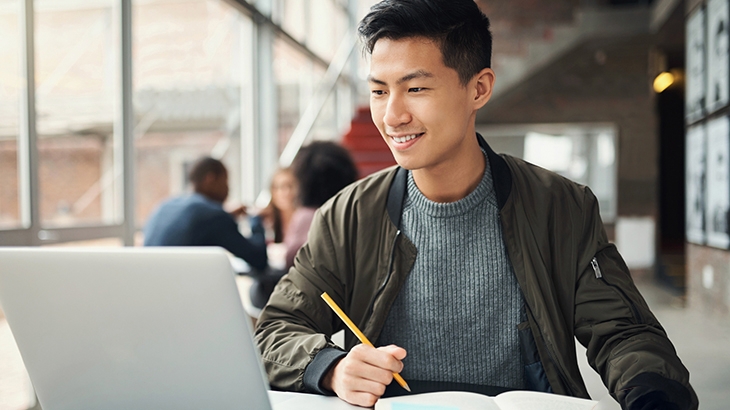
[144,156,267,271]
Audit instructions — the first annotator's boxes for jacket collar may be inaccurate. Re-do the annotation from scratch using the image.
[386,133,512,228]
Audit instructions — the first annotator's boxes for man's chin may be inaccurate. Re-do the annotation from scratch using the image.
[391,157,413,170]
[393,160,421,172]
[389,151,418,171]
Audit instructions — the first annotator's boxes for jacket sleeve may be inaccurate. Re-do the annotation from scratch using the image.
[573,189,698,410]
[254,208,347,392]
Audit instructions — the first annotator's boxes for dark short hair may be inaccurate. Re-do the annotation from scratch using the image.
[358,0,492,86]
[292,141,358,208]
[188,157,226,186]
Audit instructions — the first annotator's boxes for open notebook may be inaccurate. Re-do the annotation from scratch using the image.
[375,390,603,410]
[0,247,272,410]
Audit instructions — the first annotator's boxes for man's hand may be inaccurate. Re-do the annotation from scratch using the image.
[322,344,407,407]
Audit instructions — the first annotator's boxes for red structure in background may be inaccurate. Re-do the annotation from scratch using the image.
[340,106,397,179]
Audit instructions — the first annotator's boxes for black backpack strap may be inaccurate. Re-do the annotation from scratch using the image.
[386,167,408,229]
[477,133,512,210]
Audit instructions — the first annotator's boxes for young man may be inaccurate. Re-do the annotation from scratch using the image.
[255,1,697,409]
[144,156,267,271]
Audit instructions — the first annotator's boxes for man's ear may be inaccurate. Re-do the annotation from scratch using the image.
[472,67,495,110]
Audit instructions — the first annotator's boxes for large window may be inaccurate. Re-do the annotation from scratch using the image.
[0,0,359,239]
[0,0,22,230]
[35,0,122,228]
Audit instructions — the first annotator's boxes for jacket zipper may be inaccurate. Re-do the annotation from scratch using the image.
[590,257,644,324]
[365,229,401,319]
[590,258,602,278]
[523,302,574,396]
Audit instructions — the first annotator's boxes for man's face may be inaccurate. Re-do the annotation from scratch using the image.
[207,170,229,203]
[368,37,481,174]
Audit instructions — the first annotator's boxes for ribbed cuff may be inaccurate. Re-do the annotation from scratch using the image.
[618,373,696,410]
[303,347,347,395]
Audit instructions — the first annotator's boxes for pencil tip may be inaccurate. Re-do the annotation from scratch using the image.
[403,384,411,392]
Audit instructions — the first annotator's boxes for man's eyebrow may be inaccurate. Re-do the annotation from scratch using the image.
[396,70,433,85]
[367,75,387,85]
[367,70,434,86]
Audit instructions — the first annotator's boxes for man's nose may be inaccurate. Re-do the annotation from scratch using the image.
[383,94,411,128]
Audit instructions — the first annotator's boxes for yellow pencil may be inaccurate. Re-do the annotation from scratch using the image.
[320,292,411,392]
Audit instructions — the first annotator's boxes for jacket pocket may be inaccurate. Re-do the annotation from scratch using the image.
[518,321,553,393]
[589,256,644,324]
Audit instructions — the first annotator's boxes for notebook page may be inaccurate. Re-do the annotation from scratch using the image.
[493,391,597,410]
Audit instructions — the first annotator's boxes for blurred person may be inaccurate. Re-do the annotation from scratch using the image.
[144,156,267,271]
[260,168,299,244]
[283,141,359,269]
[254,1,697,409]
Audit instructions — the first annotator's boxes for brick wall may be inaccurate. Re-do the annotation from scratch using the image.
[0,137,105,227]
[0,131,221,230]
[37,136,104,225]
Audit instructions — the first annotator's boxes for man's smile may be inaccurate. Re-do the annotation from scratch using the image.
[389,132,425,144]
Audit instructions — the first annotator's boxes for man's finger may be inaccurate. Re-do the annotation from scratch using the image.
[378,344,407,361]
[338,390,380,408]
[337,352,393,385]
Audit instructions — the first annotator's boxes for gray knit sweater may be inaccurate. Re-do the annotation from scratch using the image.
[377,153,525,388]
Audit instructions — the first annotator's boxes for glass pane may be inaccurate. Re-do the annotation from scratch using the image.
[307,0,347,62]
[134,0,248,227]
[35,0,121,228]
[524,132,578,175]
[310,88,337,141]
[273,0,347,61]
[276,0,307,44]
[274,37,325,153]
[0,0,22,230]
[481,124,617,222]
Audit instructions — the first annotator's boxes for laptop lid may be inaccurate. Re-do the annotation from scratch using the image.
[0,247,272,410]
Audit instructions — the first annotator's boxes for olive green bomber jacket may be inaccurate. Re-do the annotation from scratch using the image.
[254,135,698,409]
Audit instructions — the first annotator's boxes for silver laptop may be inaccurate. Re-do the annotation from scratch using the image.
[0,247,272,410]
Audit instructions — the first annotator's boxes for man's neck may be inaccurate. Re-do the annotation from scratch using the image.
[193,190,222,204]
[411,142,486,203]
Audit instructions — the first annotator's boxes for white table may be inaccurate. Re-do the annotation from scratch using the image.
[269,391,364,410]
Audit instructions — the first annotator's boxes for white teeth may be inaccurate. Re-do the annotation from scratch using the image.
[392,134,419,143]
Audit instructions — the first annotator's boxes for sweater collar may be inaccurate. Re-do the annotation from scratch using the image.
[387,133,512,228]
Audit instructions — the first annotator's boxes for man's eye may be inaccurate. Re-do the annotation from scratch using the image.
[371,90,385,95]
[409,87,425,92]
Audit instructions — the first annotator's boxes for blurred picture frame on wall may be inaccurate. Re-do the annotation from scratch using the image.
[687,6,706,123]
[686,123,707,245]
[707,0,730,114]
[705,115,730,249]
